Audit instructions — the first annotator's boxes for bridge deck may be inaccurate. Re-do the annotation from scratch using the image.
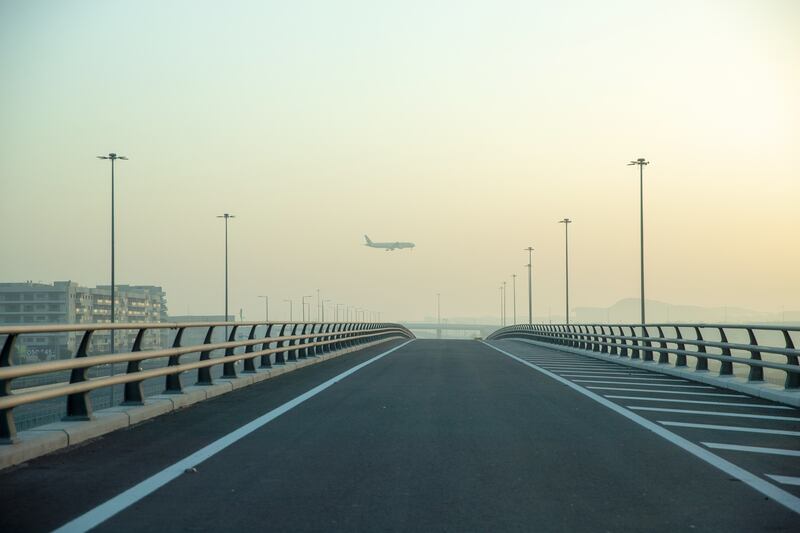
[1,339,797,531]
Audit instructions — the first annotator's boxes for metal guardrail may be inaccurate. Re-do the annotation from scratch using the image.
[487,323,800,390]
[0,321,414,443]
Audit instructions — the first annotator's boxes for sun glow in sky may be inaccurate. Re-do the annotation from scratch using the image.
[1,0,798,322]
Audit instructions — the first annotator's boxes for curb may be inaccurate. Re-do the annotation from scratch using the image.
[500,338,800,408]
[0,339,395,470]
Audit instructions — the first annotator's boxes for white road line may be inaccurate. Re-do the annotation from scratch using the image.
[52,339,415,533]
[561,374,686,382]
[628,406,800,421]
[659,421,800,437]
[767,475,800,487]
[702,443,800,457]
[587,386,746,397]
[483,341,800,515]
[554,371,653,376]
[574,380,712,389]
[604,396,793,409]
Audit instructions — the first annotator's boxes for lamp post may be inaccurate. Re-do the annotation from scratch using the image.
[322,299,331,322]
[502,281,507,327]
[524,247,534,324]
[511,274,517,325]
[628,158,650,325]
[97,152,128,406]
[499,286,504,327]
[284,299,293,321]
[558,218,572,324]
[302,295,312,322]
[336,303,344,321]
[216,214,235,339]
[258,295,269,322]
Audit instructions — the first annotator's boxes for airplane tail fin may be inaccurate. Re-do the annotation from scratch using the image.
[364,235,373,245]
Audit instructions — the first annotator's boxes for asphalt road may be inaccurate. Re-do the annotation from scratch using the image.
[0,339,797,532]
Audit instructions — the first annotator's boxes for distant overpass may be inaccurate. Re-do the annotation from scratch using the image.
[401,322,498,339]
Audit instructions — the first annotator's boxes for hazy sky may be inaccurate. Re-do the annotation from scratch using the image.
[1,0,798,323]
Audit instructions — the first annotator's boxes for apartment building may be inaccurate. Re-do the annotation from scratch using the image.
[0,281,168,361]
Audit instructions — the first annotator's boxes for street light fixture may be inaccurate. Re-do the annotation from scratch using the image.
[258,295,269,322]
[628,158,650,325]
[524,247,534,324]
[97,152,128,405]
[558,218,572,324]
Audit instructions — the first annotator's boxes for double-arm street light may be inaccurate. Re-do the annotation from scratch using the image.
[628,158,650,325]
[558,218,572,324]
[97,152,128,405]
[524,247,534,324]
[258,295,269,322]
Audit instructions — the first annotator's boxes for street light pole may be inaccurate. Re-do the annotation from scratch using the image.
[284,299,293,321]
[512,274,517,325]
[502,281,507,327]
[499,286,504,327]
[322,299,331,322]
[302,295,312,322]
[258,295,269,322]
[559,218,572,324]
[97,152,127,406]
[628,158,650,325]
[524,247,534,324]
[216,214,235,338]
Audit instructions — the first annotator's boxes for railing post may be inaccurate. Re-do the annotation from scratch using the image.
[243,325,258,373]
[656,326,669,364]
[196,326,215,385]
[274,324,288,365]
[694,327,708,371]
[222,325,240,378]
[674,326,687,367]
[0,333,19,443]
[629,326,640,359]
[260,324,274,369]
[122,327,147,405]
[298,324,309,359]
[165,327,187,392]
[745,328,763,382]
[64,330,95,420]
[717,327,733,376]
[287,324,299,362]
[599,326,609,354]
[782,329,799,389]
[641,325,654,362]
[618,326,628,357]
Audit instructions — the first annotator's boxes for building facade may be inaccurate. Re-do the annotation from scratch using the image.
[0,281,168,361]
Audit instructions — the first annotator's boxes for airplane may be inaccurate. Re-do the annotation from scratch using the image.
[364,235,415,251]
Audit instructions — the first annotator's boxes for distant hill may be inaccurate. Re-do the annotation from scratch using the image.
[574,298,800,324]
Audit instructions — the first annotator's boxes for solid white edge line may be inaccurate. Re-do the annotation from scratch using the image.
[767,475,800,487]
[482,341,800,515]
[702,443,800,457]
[52,339,415,533]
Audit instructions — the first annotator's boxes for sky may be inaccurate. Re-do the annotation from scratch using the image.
[1,0,798,323]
